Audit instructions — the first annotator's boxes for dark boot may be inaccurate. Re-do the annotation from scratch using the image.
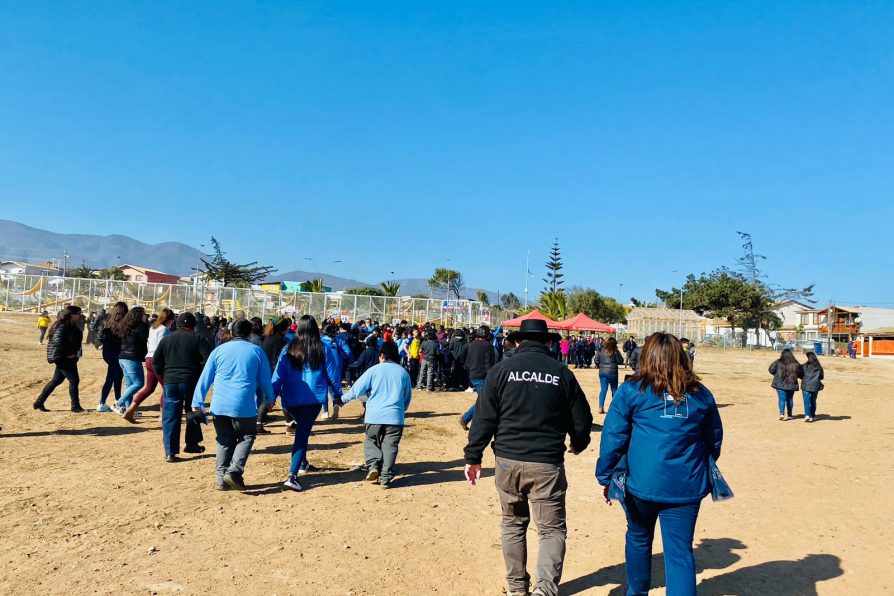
[33,400,49,412]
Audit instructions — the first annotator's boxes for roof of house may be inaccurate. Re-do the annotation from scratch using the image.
[772,300,813,310]
[863,326,894,336]
[120,264,174,275]
[626,307,705,321]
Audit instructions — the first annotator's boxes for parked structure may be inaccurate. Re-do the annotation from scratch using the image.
[118,264,181,285]
[626,307,706,341]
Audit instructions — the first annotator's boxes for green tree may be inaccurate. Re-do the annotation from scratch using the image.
[428,268,464,299]
[542,238,564,293]
[475,290,490,306]
[380,281,401,297]
[346,286,384,296]
[98,266,125,280]
[301,277,326,293]
[200,237,276,288]
[68,261,94,279]
[500,292,521,310]
[539,291,568,321]
[567,287,628,324]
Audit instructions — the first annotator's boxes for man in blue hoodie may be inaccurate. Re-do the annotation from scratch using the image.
[339,341,412,489]
[193,319,275,491]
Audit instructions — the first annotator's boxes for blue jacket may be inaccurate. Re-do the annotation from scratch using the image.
[321,336,345,382]
[335,332,356,364]
[596,380,723,503]
[342,361,413,425]
[271,344,342,408]
[192,339,275,418]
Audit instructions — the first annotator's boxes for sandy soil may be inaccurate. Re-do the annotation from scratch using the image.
[0,314,891,595]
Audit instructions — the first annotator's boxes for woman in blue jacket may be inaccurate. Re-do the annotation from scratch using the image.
[272,315,342,492]
[596,333,723,596]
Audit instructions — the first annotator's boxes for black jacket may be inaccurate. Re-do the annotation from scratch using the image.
[450,337,469,368]
[628,346,643,373]
[152,330,212,385]
[594,349,625,375]
[464,342,593,465]
[769,360,804,391]
[801,363,824,392]
[467,338,495,381]
[98,326,122,357]
[420,339,440,362]
[262,334,287,370]
[119,323,150,362]
[46,322,83,364]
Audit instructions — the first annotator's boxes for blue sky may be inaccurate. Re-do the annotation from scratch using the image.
[1,2,892,305]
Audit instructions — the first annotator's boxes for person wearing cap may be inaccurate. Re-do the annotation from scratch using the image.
[147,312,213,461]
[192,319,276,491]
[464,319,593,596]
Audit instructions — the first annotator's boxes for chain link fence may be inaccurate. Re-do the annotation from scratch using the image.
[0,274,495,326]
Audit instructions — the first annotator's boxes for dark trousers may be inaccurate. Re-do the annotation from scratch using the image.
[408,358,420,386]
[37,360,80,408]
[283,404,322,475]
[623,494,701,596]
[212,415,257,484]
[100,351,123,404]
[39,327,48,343]
[161,382,202,457]
[364,424,404,484]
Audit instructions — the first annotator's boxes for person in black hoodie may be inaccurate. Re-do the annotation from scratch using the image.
[449,330,470,390]
[258,317,291,431]
[34,305,85,412]
[459,325,496,429]
[113,306,150,414]
[801,351,824,422]
[151,312,213,461]
[464,319,592,596]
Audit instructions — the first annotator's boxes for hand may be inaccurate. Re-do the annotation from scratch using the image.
[567,445,581,455]
[464,464,482,486]
[602,485,612,506]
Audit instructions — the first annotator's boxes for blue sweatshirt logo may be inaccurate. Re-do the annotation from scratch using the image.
[661,393,689,419]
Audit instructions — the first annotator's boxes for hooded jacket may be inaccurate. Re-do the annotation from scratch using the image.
[119,323,150,362]
[467,338,495,381]
[596,380,723,503]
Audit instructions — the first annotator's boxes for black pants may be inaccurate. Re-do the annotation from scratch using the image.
[37,360,80,408]
[409,358,420,386]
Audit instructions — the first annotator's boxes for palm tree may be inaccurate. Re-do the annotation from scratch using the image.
[302,277,325,293]
[380,281,401,297]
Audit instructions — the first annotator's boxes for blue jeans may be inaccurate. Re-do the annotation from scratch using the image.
[599,373,619,409]
[802,390,818,418]
[283,404,322,476]
[623,494,701,596]
[461,378,486,425]
[162,382,194,457]
[776,389,794,416]
[100,350,123,404]
[117,359,145,409]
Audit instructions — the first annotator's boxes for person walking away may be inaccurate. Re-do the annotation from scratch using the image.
[350,335,380,383]
[34,305,86,412]
[271,315,343,491]
[150,312,213,460]
[801,351,824,422]
[111,306,150,414]
[464,319,593,596]
[459,325,496,430]
[124,308,174,422]
[769,349,803,420]
[596,333,723,596]
[623,336,638,366]
[258,317,290,431]
[340,341,412,488]
[192,319,275,490]
[595,337,625,414]
[96,302,127,411]
[321,324,349,420]
[37,310,52,344]
[416,331,439,391]
[680,338,695,365]
[450,330,470,390]
[407,329,422,386]
[628,343,643,374]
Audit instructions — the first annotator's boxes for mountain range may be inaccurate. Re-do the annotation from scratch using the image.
[0,220,500,302]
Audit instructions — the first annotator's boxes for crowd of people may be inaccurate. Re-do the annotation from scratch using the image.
[30,303,838,595]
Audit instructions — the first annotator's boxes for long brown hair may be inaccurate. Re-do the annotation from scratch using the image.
[630,333,701,405]
[105,301,128,334]
[152,308,174,329]
[116,306,146,338]
[777,349,801,384]
[603,336,618,356]
[48,305,81,336]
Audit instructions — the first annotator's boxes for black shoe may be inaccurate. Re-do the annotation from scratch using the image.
[183,444,205,454]
[70,405,85,413]
[165,455,180,463]
[458,416,469,431]
[256,425,271,435]
[33,401,49,412]
[223,473,246,490]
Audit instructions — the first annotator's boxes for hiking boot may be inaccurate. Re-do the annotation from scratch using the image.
[223,473,246,490]
[33,401,49,412]
[70,405,85,413]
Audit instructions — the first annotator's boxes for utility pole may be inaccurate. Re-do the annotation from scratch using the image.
[62,248,69,277]
[523,250,530,309]
[827,299,834,356]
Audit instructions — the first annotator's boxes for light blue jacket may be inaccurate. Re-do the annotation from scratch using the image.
[192,339,275,418]
[342,361,412,425]
[595,380,723,503]
[271,344,342,408]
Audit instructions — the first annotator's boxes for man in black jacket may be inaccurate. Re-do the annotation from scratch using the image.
[151,312,213,462]
[35,306,85,412]
[459,325,496,429]
[464,319,592,596]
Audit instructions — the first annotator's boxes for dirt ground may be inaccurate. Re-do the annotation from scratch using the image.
[0,314,891,595]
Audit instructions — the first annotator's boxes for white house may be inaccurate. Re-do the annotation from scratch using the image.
[0,260,62,277]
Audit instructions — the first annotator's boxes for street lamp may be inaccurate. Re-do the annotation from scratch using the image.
[304,257,319,275]
[618,283,624,304]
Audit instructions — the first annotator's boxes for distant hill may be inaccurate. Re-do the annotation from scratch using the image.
[0,219,205,275]
[0,220,500,302]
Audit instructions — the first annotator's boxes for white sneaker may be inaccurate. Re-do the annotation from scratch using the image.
[283,477,302,492]
[330,404,340,420]
[778,414,785,421]
[320,411,329,420]
[465,387,475,393]
[113,405,126,415]
[96,404,112,413]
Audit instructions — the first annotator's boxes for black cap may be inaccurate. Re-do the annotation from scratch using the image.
[177,312,197,329]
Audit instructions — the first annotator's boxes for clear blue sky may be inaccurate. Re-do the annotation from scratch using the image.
[2,2,892,305]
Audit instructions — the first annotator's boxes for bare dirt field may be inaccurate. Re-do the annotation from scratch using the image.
[0,314,891,595]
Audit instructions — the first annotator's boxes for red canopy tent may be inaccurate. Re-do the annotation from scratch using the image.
[557,312,616,333]
[501,309,563,329]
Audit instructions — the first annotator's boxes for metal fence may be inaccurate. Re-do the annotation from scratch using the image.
[0,274,494,326]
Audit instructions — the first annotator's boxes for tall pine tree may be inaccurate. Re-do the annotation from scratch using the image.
[543,238,564,294]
